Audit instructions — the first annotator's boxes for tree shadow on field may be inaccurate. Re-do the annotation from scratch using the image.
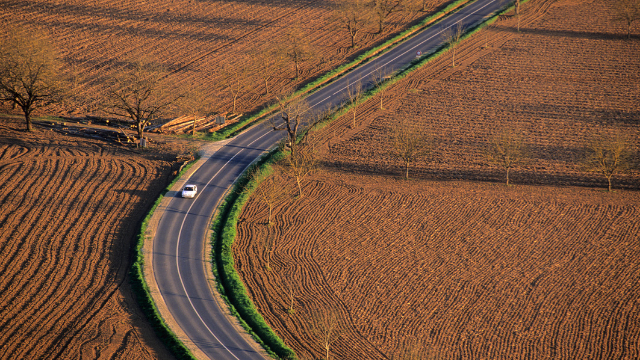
[517,103,640,127]
[319,159,640,191]
[495,24,638,41]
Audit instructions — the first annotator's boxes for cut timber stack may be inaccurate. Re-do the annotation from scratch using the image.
[150,112,242,134]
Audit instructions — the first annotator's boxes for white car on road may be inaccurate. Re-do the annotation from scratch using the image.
[181,184,197,199]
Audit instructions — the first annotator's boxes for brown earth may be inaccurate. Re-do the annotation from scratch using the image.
[0,117,186,359]
[234,0,640,359]
[0,0,452,118]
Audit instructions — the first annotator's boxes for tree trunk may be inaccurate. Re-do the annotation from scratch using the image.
[296,176,303,197]
[24,110,32,132]
[137,121,144,140]
[607,175,612,192]
[352,109,356,128]
[506,167,510,185]
[405,161,409,179]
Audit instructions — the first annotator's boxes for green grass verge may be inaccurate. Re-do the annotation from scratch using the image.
[210,149,296,359]
[130,159,200,360]
[184,0,476,142]
[206,1,520,359]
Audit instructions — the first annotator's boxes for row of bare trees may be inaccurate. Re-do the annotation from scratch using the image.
[390,121,636,191]
[333,0,439,49]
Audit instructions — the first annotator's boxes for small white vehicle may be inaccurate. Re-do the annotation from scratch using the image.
[181,184,197,199]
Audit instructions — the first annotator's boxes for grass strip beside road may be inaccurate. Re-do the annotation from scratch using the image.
[208,1,519,358]
[131,160,200,360]
[206,0,476,141]
[210,149,297,360]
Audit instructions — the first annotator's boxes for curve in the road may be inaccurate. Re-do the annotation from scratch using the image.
[150,0,513,359]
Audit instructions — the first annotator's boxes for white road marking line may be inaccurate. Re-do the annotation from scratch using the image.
[175,130,272,359]
[331,0,497,96]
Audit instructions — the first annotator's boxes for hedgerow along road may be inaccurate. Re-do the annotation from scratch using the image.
[151,0,513,358]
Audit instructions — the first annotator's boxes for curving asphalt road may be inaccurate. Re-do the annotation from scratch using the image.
[151,0,512,358]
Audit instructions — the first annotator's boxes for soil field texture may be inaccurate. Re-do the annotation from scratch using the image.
[234,0,640,359]
[0,117,183,359]
[0,0,451,118]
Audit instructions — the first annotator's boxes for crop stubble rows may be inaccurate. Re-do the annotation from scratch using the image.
[0,118,176,359]
[0,0,449,116]
[319,0,639,187]
[236,171,640,359]
[235,0,640,359]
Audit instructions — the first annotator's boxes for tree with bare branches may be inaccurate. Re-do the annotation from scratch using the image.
[179,82,216,135]
[612,0,640,39]
[103,59,181,141]
[255,169,288,225]
[0,27,67,132]
[333,0,372,48]
[262,232,274,271]
[443,23,464,67]
[284,144,318,197]
[221,64,247,113]
[371,65,392,110]
[582,131,635,191]
[278,24,315,79]
[372,0,405,33]
[312,308,342,360]
[271,93,311,156]
[344,79,364,128]
[484,129,528,185]
[390,118,432,179]
[283,276,297,314]
[252,48,282,95]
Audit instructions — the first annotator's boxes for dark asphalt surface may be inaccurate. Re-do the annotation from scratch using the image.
[152,0,512,358]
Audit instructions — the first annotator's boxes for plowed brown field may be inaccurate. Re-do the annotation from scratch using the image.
[0,0,450,116]
[234,0,640,359]
[0,117,179,359]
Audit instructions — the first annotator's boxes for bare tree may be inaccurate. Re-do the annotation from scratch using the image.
[484,129,528,185]
[371,65,392,110]
[284,144,318,197]
[179,82,216,135]
[344,79,364,128]
[252,47,282,95]
[103,59,181,141]
[0,27,67,131]
[312,308,342,360]
[255,170,288,225]
[372,0,405,33]
[390,118,432,179]
[583,131,634,191]
[278,24,315,79]
[443,23,464,67]
[221,64,247,113]
[333,0,372,48]
[612,0,640,39]
[283,276,297,314]
[271,92,311,157]
[262,232,275,271]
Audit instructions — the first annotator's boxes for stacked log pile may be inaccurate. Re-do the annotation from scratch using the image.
[149,112,243,135]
